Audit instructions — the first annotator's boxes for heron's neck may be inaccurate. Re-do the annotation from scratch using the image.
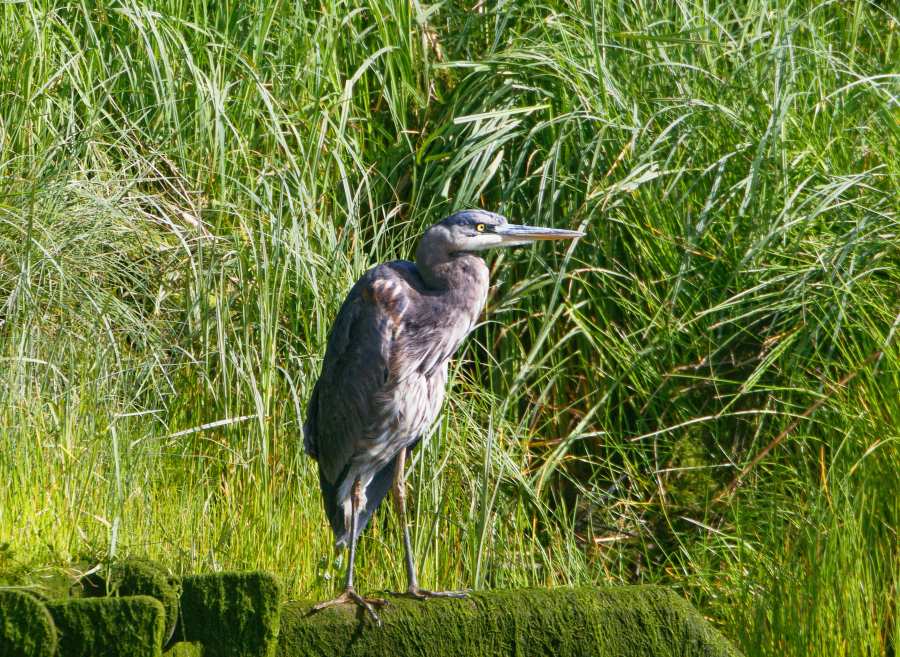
[415,249,490,316]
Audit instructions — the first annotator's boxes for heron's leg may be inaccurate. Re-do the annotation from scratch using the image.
[311,478,386,624]
[345,478,361,590]
[392,450,467,600]
[393,448,418,590]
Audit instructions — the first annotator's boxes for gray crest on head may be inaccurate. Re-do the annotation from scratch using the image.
[440,209,508,228]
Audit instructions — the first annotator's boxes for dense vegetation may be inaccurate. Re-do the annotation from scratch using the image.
[1,1,897,654]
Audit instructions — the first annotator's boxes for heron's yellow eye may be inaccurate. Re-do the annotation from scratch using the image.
[476,223,486,232]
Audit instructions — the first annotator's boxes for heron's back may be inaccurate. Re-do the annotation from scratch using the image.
[304,256,489,544]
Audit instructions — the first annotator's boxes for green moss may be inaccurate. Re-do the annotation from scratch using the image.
[175,572,281,657]
[278,586,743,657]
[84,558,181,644]
[46,595,165,657]
[0,590,57,657]
[164,643,202,657]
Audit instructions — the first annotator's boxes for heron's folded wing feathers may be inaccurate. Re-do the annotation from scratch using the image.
[303,268,410,485]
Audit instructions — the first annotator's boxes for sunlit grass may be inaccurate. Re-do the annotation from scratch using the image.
[1,0,897,654]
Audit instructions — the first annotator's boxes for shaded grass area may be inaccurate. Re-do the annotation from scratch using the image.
[0,1,897,655]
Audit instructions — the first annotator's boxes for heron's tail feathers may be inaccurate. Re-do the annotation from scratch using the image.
[302,421,318,459]
[318,461,395,547]
[302,383,320,458]
[318,469,346,543]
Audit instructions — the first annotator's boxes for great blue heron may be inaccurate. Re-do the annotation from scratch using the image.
[303,209,583,623]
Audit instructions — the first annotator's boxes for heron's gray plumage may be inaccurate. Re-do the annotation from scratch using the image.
[303,209,582,621]
[304,211,497,545]
[303,209,583,554]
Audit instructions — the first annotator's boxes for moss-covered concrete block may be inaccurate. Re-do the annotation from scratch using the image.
[46,595,165,657]
[175,571,281,657]
[84,559,181,644]
[0,590,57,657]
[278,586,742,657]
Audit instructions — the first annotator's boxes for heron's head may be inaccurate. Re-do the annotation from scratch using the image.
[426,209,584,256]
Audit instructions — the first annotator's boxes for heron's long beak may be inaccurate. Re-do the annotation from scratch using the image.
[495,224,585,247]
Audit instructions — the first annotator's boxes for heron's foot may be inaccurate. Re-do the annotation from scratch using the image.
[403,586,470,600]
[311,587,387,625]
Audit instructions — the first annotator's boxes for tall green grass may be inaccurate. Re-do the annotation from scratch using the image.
[1,1,897,654]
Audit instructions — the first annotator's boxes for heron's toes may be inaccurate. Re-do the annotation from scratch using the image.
[347,589,387,625]
[311,588,387,626]
[311,593,346,612]
[406,586,470,600]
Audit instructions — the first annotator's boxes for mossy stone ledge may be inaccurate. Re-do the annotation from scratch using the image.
[174,571,282,657]
[0,589,57,657]
[278,586,743,657]
[3,569,743,657]
[84,558,182,644]
[46,595,165,657]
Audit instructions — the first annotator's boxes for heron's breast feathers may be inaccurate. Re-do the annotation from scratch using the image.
[303,259,484,488]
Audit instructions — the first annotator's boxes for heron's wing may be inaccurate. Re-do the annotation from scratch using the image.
[303,265,411,485]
